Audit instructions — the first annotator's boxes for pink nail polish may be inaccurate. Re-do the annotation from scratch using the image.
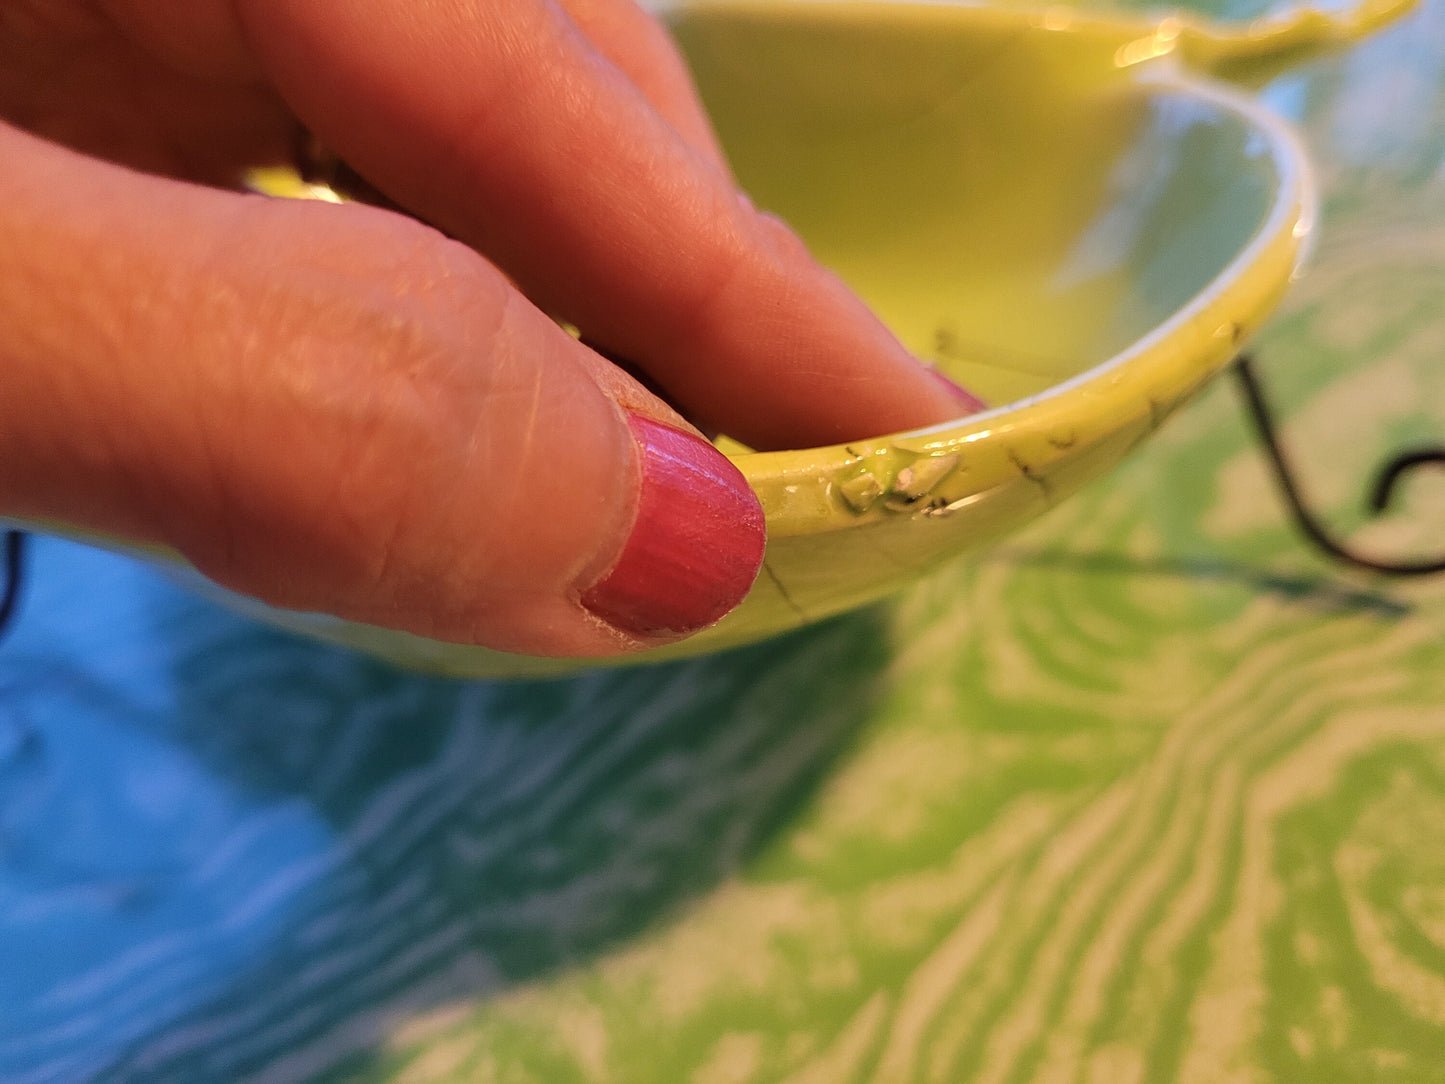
[927,367,988,415]
[582,414,766,639]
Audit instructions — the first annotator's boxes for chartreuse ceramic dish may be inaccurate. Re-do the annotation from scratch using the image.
[926,0,1416,78]
[28,0,1392,677]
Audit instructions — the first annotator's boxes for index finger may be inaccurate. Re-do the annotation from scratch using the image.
[236,0,982,450]
[555,0,730,171]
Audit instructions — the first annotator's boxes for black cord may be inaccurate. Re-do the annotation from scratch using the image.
[1233,354,1445,576]
[0,529,26,642]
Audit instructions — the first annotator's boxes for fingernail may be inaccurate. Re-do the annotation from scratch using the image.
[927,366,988,415]
[582,414,766,640]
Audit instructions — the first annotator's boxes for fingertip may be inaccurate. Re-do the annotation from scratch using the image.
[923,365,989,418]
[580,412,764,641]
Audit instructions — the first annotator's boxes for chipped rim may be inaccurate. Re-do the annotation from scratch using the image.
[729,56,1316,539]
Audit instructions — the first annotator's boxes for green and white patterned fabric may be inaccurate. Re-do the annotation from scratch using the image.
[2,1,1444,1080]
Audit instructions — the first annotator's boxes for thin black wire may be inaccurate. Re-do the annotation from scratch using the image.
[1232,354,1445,576]
[1369,448,1445,515]
[0,529,26,642]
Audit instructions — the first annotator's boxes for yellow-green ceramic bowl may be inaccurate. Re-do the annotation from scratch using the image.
[35,0,1376,677]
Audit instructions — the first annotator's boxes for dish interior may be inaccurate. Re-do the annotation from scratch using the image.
[675,4,1282,411]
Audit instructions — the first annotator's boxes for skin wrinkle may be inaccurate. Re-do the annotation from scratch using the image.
[389,1,727,324]
[631,218,802,430]
[144,232,269,571]
[485,289,605,590]
[275,303,466,595]
[362,280,540,610]
[569,154,753,389]
[140,220,242,550]
[399,248,525,595]
[9,174,178,536]
[484,320,647,607]
[432,31,589,231]
[305,370,418,590]
[227,224,620,634]
[134,197,460,600]
[582,163,798,392]
[364,370,489,613]
[556,0,726,165]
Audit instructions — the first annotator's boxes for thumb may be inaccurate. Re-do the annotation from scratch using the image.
[0,124,765,656]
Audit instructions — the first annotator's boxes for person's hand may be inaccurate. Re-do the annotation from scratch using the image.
[0,0,981,656]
